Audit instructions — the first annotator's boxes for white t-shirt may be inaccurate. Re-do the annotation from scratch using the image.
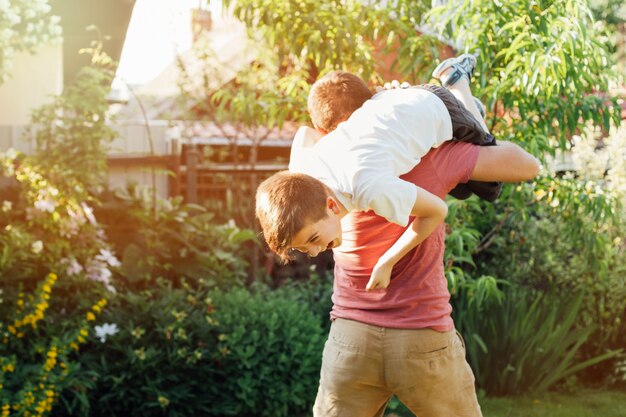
[289,88,453,226]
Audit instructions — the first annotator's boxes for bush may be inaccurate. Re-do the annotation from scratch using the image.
[54,282,326,417]
[453,282,620,396]
[96,185,256,291]
[212,285,326,416]
[0,272,108,417]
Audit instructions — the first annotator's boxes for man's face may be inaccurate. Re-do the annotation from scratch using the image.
[290,208,342,258]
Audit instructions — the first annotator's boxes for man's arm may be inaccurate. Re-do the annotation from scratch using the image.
[366,186,448,291]
[471,141,541,182]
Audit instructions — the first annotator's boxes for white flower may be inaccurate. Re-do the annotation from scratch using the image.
[65,258,84,276]
[31,240,43,254]
[2,200,12,212]
[81,203,97,226]
[96,249,121,267]
[94,323,119,343]
[34,199,55,213]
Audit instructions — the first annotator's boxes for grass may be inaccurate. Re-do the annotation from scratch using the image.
[385,389,626,417]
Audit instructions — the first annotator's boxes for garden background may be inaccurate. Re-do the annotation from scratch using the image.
[0,0,625,416]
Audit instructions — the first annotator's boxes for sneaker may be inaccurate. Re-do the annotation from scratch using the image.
[432,53,477,88]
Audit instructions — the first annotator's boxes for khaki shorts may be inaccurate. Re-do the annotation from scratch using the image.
[313,318,482,417]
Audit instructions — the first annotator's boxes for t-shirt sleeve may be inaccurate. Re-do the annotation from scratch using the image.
[351,175,417,227]
[432,141,480,193]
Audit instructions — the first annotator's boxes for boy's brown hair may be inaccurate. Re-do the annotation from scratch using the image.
[256,171,329,262]
[307,70,373,133]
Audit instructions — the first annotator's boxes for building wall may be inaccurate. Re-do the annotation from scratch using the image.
[0,45,63,125]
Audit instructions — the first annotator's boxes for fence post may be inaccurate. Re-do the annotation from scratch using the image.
[185,145,199,204]
[168,138,181,197]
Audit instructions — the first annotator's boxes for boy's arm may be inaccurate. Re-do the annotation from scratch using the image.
[365,141,539,291]
[366,186,448,291]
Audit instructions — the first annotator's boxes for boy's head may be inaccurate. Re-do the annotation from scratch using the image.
[256,171,343,262]
[307,70,373,134]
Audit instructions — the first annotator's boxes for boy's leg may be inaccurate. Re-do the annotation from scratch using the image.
[444,77,490,133]
[416,84,502,201]
[313,318,392,417]
[432,53,490,133]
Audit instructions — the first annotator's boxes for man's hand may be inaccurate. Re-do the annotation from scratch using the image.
[366,261,393,291]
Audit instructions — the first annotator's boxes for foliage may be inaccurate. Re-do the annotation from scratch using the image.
[452,284,620,396]
[0,272,107,417]
[274,270,334,330]
[0,0,62,84]
[29,38,118,196]
[422,0,621,148]
[0,150,116,292]
[0,39,120,417]
[474,125,626,384]
[53,278,223,417]
[222,0,383,79]
[207,285,326,417]
[589,0,626,25]
[96,185,255,290]
[54,282,326,417]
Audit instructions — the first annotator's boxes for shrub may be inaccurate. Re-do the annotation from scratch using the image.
[54,282,326,417]
[474,125,626,385]
[453,281,620,396]
[210,286,326,416]
[96,185,255,291]
[0,273,107,417]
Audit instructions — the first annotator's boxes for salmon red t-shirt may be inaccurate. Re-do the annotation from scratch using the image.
[330,141,480,331]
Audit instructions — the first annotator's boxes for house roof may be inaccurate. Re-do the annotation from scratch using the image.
[113,13,254,121]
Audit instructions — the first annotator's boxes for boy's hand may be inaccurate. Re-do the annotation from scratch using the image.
[375,80,411,92]
[366,261,393,291]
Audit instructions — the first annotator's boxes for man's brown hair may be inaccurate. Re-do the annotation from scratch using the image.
[256,171,329,262]
[307,70,373,133]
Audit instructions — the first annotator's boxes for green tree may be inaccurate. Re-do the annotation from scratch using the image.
[201,0,622,278]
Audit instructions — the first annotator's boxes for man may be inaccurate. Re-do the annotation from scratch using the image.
[312,139,540,416]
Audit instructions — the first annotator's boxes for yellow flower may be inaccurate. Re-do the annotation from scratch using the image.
[86,312,96,321]
[158,396,170,408]
[2,363,14,373]
[70,342,79,351]
[134,348,146,361]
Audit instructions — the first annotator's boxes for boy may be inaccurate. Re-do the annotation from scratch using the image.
[257,55,494,291]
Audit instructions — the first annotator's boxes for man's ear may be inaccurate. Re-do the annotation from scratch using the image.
[326,196,340,215]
